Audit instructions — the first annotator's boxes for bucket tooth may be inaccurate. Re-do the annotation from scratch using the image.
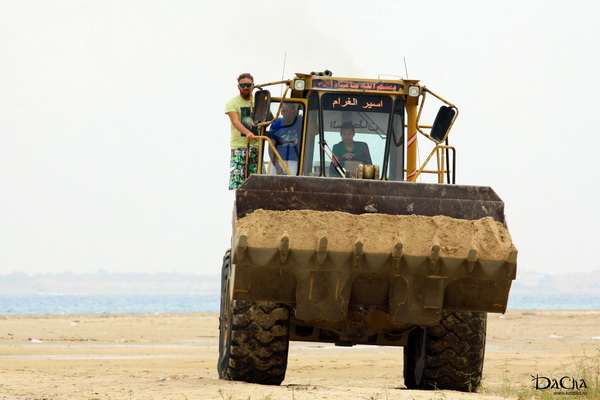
[353,239,364,256]
[506,249,518,277]
[429,245,440,261]
[236,235,248,261]
[467,249,478,273]
[392,243,403,270]
[317,236,328,265]
[279,234,290,263]
[506,249,518,264]
[353,239,364,267]
[429,245,440,274]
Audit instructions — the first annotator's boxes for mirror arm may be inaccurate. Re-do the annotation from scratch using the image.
[254,79,292,90]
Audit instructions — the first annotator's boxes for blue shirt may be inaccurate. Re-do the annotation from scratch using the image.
[269,117,302,161]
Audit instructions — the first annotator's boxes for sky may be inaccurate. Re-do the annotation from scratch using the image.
[1,0,599,278]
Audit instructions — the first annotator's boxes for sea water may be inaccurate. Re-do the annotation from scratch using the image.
[0,294,219,315]
[0,292,599,315]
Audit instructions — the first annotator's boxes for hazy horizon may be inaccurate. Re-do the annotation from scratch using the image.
[2,270,600,297]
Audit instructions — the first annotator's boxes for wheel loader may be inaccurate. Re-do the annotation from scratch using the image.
[218,71,518,392]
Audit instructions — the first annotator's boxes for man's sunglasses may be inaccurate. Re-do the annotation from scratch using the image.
[239,83,252,88]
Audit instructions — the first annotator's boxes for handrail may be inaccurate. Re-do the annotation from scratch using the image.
[252,135,292,176]
[249,83,300,177]
[411,145,456,184]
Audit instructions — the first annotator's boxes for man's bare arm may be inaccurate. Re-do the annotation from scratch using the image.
[227,112,255,141]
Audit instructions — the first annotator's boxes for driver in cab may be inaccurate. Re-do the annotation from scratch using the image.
[332,122,372,173]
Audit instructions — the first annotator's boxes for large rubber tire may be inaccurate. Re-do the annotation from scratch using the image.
[217,250,291,385]
[404,311,487,392]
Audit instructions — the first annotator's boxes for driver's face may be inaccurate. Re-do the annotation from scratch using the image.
[341,129,355,145]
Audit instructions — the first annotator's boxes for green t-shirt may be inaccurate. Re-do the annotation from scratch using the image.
[225,95,258,149]
[332,141,372,165]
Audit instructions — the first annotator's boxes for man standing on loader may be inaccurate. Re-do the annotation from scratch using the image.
[225,73,258,190]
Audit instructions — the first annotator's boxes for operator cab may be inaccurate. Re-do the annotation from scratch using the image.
[253,73,455,183]
[257,91,405,181]
[301,92,404,180]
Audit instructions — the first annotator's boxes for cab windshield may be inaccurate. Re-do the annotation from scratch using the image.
[309,93,394,178]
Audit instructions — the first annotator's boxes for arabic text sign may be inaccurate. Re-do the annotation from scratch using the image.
[312,78,404,92]
[322,94,392,113]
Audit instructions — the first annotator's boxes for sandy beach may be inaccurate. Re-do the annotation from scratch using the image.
[1,310,599,400]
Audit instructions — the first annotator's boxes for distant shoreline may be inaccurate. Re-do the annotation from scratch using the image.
[1,292,600,316]
[2,270,600,294]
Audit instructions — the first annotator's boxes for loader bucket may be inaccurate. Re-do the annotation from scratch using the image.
[232,174,517,326]
[235,175,506,222]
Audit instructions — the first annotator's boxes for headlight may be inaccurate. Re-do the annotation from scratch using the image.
[294,79,306,91]
[408,85,420,97]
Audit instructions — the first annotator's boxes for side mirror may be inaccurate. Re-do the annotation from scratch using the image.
[253,90,271,125]
[430,105,456,143]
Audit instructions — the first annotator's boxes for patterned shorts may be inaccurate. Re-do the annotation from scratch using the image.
[229,146,259,190]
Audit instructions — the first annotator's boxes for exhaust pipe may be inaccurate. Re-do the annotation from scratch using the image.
[310,70,333,77]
